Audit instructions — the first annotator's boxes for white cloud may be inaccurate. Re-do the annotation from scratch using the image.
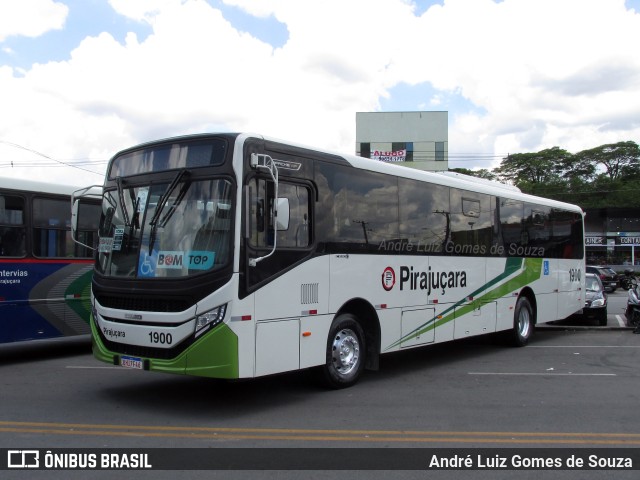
[1,0,639,185]
[0,0,68,42]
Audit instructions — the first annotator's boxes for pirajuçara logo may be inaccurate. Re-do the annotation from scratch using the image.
[381,266,396,291]
[382,266,468,295]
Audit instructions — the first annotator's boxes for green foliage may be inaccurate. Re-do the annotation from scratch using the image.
[463,141,640,208]
[494,147,571,185]
[575,141,640,180]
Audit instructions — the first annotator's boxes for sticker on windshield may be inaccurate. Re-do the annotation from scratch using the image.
[98,237,114,253]
[113,227,125,251]
[157,251,185,269]
[137,188,149,214]
[138,250,158,278]
[187,251,215,270]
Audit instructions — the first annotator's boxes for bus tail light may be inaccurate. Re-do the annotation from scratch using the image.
[195,304,227,336]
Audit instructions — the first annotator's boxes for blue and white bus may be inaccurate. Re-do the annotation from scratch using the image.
[74,133,585,387]
[0,178,101,344]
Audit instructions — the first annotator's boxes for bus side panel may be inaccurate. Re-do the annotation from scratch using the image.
[253,257,330,322]
[252,256,330,375]
[495,296,518,333]
[532,259,559,324]
[0,260,92,343]
[557,258,585,320]
[30,263,93,335]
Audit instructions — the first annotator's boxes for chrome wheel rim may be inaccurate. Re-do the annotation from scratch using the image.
[518,307,531,338]
[330,328,360,376]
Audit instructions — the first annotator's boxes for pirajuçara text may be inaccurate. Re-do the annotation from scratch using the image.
[400,266,467,295]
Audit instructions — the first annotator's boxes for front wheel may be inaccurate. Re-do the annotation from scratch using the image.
[509,296,535,347]
[319,314,366,389]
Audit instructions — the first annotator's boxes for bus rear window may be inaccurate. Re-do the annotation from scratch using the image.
[109,139,228,178]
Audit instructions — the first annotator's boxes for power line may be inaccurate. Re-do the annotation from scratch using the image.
[0,140,106,176]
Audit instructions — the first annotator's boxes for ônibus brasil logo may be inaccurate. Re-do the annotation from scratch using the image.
[381,267,396,291]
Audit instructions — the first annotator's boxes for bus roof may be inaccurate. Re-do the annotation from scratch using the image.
[110,132,584,215]
[248,133,584,215]
[0,177,101,197]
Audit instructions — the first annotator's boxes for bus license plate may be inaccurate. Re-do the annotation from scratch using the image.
[120,356,143,369]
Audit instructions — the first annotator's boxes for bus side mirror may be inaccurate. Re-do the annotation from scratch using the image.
[71,185,102,252]
[276,197,290,231]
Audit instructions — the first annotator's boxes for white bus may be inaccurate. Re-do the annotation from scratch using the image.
[74,133,585,388]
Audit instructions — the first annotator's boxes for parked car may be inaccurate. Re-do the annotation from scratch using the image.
[586,265,618,292]
[583,273,608,326]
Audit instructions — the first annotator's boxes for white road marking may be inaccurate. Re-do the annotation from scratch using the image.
[468,372,616,376]
[529,345,640,348]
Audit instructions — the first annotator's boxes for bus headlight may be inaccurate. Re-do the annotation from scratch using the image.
[195,304,227,336]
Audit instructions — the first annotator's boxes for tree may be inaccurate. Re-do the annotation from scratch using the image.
[575,141,640,180]
[489,141,640,209]
[494,147,572,185]
[448,168,497,180]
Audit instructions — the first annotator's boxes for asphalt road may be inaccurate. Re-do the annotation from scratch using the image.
[1,295,639,480]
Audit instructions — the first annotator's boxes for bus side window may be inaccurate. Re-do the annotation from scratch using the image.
[33,197,71,258]
[248,179,310,249]
[276,183,310,248]
[0,194,26,257]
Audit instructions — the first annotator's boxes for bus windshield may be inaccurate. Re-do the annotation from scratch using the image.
[97,178,233,279]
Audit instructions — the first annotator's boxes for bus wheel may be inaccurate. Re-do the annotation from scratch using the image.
[320,314,366,389]
[510,296,534,347]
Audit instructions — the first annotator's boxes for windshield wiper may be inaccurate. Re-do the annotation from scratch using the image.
[116,177,131,227]
[148,169,188,252]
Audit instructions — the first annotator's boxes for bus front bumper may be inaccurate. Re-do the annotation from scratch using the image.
[90,316,240,379]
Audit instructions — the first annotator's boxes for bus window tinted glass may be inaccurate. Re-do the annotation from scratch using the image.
[449,190,493,256]
[109,139,227,178]
[551,209,584,259]
[398,179,450,254]
[33,198,72,258]
[248,179,310,249]
[524,204,551,256]
[315,164,399,249]
[0,194,26,257]
[277,183,310,247]
[499,199,524,253]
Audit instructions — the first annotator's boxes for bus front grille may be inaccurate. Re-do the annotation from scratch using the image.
[96,294,190,313]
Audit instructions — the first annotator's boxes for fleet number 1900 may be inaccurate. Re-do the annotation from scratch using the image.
[148,332,173,345]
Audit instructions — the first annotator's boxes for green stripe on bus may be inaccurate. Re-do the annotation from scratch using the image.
[385,258,543,351]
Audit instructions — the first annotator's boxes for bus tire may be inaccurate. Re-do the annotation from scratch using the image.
[319,314,366,389]
[510,296,534,347]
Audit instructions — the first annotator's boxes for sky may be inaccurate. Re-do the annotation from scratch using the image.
[1,0,640,187]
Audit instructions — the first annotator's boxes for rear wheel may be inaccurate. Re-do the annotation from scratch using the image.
[509,296,534,347]
[319,314,366,389]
